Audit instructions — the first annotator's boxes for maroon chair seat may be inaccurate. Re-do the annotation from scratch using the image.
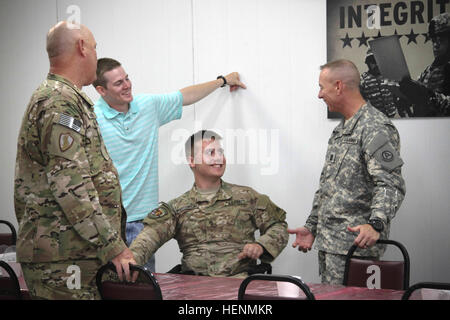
[345,259,405,290]
[343,239,410,290]
[0,235,14,247]
[100,281,162,300]
[96,262,163,300]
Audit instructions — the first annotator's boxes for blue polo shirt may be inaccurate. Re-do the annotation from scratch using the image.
[94,92,183,222]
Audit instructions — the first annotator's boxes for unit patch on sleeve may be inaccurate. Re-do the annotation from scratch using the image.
[149,207,168,219]
[59,133,74,152]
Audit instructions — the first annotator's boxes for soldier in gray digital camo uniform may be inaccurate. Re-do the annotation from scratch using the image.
[14,22,136,299]
[130,130,288,278]
[400,12,450,117]
[288,60,406,284]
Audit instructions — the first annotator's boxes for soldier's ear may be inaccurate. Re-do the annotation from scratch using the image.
[335,80,344,95]
[77,38,86,57]
[187,155,196,169]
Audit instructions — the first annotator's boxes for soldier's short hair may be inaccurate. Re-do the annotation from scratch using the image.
[185,130,222,159]
[320,59,361,90]
[92,58,122,88]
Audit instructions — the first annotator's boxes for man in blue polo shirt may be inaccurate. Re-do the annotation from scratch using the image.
[93,58,246,271]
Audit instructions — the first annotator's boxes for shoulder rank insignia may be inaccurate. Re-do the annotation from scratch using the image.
[59,113,82,133]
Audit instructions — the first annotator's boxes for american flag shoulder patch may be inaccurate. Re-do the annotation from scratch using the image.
[58,113,82,133]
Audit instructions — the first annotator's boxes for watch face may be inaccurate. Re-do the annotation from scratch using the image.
[371,220,383,232]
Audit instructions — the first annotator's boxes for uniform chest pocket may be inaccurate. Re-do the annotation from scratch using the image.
[83,113,112,175]
[208,207,243,241]
[326,135,363,179]
[336,141,368,190]
[324,146,349,179]
[178,209,207,243]
[85,126,110,157]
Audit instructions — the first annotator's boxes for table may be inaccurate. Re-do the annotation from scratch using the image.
[153,273,405,300]
[6,262,405,300]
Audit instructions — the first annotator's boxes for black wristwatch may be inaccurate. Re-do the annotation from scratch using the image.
[217,75,227,87]
[368,219,384,233]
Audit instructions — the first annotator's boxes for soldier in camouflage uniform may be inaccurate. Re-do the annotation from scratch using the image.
[400,12,450,117]
[360,49,399,118]
[288,60,405,284]
[14,22,135,299]
[130,130,288,278]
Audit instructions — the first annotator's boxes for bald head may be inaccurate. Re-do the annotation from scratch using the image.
[46,21,98,88]
[46,21,92,59]
[320,59,361,91]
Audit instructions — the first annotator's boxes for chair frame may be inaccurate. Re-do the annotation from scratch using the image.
[248,262,272,275]
[0,260,22,300]
[402,282,450,300]
[238,274,316,300]
[343,239,410,290]
[0,220,17,246]
[96,262,163,300]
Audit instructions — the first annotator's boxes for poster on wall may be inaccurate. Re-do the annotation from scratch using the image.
[326,0,449,119]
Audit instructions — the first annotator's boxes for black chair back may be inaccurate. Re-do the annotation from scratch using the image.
[238,274,315,300]
[96,262,163,300]
[0,261,22,300]
[0,220,17,250]
[343,239,410,290]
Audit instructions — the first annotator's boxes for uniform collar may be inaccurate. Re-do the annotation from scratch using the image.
[97,96,138,120]
[47,73,94,107]
[189,180,233,204]
[334,103,368,136]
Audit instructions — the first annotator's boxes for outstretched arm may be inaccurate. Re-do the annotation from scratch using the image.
[180,72,246,106]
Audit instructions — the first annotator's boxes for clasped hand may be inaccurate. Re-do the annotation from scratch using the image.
[111,247,139,282]
[347,224,380,249]
[237,243,264,260]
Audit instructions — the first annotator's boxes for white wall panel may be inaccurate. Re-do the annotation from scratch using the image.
[0,0,56,228]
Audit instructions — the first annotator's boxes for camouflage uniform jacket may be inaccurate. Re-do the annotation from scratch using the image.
[305,103,406,257]
[418,62,450,116]
[360,72,397,117]
[14,74,127,264]
[131,180,288,277]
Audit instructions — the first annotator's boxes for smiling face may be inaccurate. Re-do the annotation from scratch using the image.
[98,66,133,109]
[318,68,341,113]
[190,138,226,182]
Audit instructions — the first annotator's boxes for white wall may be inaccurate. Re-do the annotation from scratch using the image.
[1,0,449,284]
